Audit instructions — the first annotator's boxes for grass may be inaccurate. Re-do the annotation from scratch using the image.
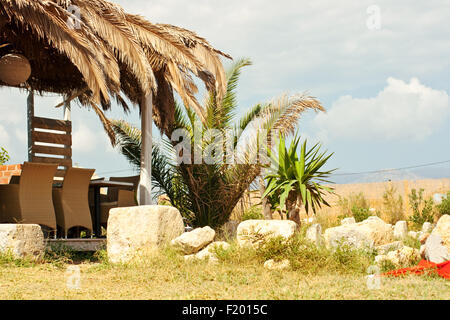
[0,234,448,300]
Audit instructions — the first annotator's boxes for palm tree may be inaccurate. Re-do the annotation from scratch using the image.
[112,58,325,229]
[263,135,335,225]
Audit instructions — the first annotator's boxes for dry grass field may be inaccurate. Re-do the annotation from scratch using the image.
[0,237,448,300]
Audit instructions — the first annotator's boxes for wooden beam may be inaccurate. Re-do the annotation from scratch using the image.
[32,145,72,157]
[32,131,72,146]
[139,94,153,205]
[32,117,71,133]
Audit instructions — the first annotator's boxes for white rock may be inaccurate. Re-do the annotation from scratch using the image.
[171,226,215,255]
[264,259,290,271]
[375,254,388,265]
[431,215,450,252]
[0,224,44,260]
[376,241,404,255]
[422,222,434,234]
[107,205,185,263]
[305,224,324,246]
[422,234,450,264]
[341,217,356,225]
[393,221,408,239]
[324,216,393,249]
[387,246,420,266]
[237,220,298,248]
[376,246,420,267]
[185,241,230,263]
[408,231,419,239]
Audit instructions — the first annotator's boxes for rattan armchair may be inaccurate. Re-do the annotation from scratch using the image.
[52,167,95,237]
[0,162,57,231]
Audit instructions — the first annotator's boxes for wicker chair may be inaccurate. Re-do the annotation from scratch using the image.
[0,162,58,232]
[52,167,95,237]
[99,176,139,226]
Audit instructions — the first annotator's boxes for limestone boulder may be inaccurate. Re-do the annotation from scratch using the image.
[376,241,404,255]
[408,231,419,239]
[0,224,44,260]
[375,246,420,267]
[422,222,434,234]
[107,205,185,263]
[324,216,393,249]
[422,234,450,264]
[341,217,356,225]
[431,215,450,252]
[393,221,408,239]
[236,220,298,248]
[184,241,230,263]
[264,259,290,271]
[171,226,215,255]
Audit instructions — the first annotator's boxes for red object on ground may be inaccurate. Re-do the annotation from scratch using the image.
[383,260,450,280]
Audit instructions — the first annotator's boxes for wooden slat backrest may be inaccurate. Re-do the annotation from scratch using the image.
[30,116,72,180]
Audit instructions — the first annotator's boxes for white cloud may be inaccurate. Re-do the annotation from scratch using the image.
[313,77,450,141]
[117,0,450,102]
[72,123,99,153]
[0,125,10,147]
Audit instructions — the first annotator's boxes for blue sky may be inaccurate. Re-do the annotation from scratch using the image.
[1,0,449,181]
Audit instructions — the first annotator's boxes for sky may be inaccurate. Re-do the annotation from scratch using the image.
[0,0,449,182]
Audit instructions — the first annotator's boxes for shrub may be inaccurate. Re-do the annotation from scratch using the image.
[338,192,372,222]
[0,147,9,165]
[241,206,264,221]
[408,188,435,229]
[436,191,450,217]
[382,186,405,224]
[218,233,376,275]
[351,207,371,222]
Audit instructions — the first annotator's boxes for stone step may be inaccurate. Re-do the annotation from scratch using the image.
[46,238,106,252]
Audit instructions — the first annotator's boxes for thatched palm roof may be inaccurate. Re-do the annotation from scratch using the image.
[0,0,231,140]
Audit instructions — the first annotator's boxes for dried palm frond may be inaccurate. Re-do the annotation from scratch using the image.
[0,0,230,139]
[1,0,111,103]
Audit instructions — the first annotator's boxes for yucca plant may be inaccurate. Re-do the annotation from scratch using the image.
[111,58,325,229]
[263,135,335,225]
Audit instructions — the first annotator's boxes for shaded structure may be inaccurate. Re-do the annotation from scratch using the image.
[0,0,231,204]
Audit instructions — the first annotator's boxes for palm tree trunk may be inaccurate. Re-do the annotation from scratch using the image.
[259,176,272,219]
[286,191,301,226]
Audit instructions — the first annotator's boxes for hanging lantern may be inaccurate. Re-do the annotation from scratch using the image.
[0,53,31,86]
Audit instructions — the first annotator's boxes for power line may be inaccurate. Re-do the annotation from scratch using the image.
[332,159,450,177]
[95,159,450,178]
[95,168,137,176]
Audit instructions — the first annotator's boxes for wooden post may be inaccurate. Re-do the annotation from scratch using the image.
[259,176,272,219]
[139,94,153,205]
[27,91,34,162]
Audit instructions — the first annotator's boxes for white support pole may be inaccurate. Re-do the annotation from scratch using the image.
[63,94,71,121]
[139,94,153,205]
[27,91,34,162]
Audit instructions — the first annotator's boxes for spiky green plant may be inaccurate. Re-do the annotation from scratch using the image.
[0,147,9,165]
[111,58,325,229]
[263,135,335,225]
